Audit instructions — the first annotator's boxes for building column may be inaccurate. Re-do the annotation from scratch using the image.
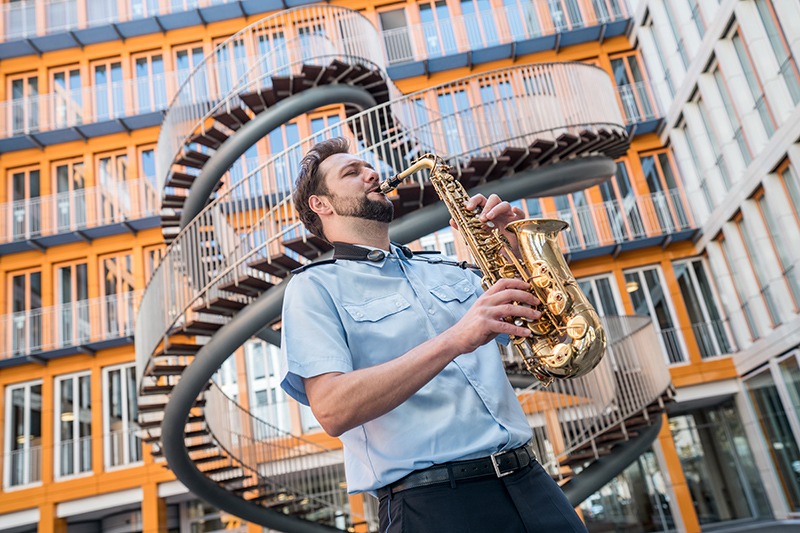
[142,483,168,533]
[39,503,67,533]
[348,493,370,533]
[654,414,701,533]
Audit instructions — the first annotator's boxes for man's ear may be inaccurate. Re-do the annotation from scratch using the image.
[309,195,333,216]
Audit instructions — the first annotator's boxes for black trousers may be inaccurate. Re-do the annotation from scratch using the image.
[377,460,588,533]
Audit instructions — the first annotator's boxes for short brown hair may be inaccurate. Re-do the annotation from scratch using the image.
[294,137,351,242]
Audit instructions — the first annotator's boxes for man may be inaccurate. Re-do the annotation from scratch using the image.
[280,137,587,532]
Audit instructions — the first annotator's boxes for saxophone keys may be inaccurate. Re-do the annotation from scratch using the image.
[546,291,567,315]
[566,315,589,340]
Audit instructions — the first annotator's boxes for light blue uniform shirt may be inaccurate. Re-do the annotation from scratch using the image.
[280,244,532,494]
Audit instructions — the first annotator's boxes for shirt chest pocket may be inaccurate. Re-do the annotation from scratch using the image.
[430,278,477,303]
[342,294,411,322]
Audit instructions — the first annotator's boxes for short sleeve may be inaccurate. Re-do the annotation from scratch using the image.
[280,273,354,405]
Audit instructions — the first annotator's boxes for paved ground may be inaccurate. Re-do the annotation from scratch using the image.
[701,520,800,532]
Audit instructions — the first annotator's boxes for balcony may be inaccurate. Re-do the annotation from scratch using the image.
[616,80,664,135]
[381,0,631,78]
[0,178,160,254]
[545,189,697,261]
[0,0,318,59]
[0,72,182,151]
[0,290,141,367]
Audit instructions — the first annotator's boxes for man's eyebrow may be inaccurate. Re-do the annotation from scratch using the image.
[339,160,374,175]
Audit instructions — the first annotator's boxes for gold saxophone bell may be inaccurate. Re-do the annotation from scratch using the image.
[382,154,606,386]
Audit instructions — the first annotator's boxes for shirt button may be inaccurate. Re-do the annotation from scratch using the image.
[463,287,470,292]
[356,312,364,318]
[428,308,436,315]
[396,301,403,308]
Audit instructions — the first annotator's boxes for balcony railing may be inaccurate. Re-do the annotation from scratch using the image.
[692,319,736,358]
[617,81,660,124]
[543,189,694,255]
[4,445,42,488]
[1,71,181,138]
[381,1,630,65]
[56,435,92,478]
[1,178,159,244]
[1,290,141,361]
[106,427,143,468]
[0,0,260,42]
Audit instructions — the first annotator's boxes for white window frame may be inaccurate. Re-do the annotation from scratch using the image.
[102,363,142,470]
[3,379,43,490]
[576,272,625,317]
[54,371,92,480]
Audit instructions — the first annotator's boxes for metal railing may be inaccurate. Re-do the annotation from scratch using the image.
[544,189,694,254]
[56,435,92,478]
[136,60,626,383]
[106,427,143,468]
[0,0,258,42]
[155,4,389,192]
[381,0,630,65]
[691,319,735,359]
[617,81,661,124]
[515,315,671,475]
[2,290,141,361]
[205,384,354,528]
[4,445,42,488]
[1,178,159,244]
[1,71,181,138]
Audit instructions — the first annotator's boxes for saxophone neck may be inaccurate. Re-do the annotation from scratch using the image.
[379,153,440,193]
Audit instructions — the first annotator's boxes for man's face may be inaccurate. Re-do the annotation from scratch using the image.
[318,153,394,223]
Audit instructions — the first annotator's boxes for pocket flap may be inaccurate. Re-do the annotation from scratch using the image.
[430,278,476,303]
[343,294,410,322]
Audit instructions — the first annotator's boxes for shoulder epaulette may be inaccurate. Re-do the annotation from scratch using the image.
[291,258,338,274]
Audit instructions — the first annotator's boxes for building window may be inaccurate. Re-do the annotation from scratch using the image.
[56,262,89,346]
[717,234,759,340]
[460,0,498,49]
[267,122,301,193]
[501,0,542,40]
[610,53,656,123]
[669,399,771,523]
[103,364,141,468]
[732,29,776,137]
[624,266,687,364]
[695,95,732,188]
[639,151,689,232]
[744,356,800,512]
[91,59,124,121]
[8,270,42,356]
[213,36,248,97]
[754,0,800,104]
[734,213,782,326]
[418,1,456,57]
[174,43,207,101]
[245,340,293,433]
[144,244,165,283]
[4,381,43,488]
[55,372,92,479]
[712,66,752,164]
[9,166,41,241]
[779,160,800,225]
[547,0,584,31]
[577,273,623,316]
[8,73,39,135]
[100,252,136,338]
[379,7,414,64]
[50,65,82,129]
[754,189,800,309]
[133,51,167,113]
[662,1,689,68]
[673,258,734,358]
[4,0,36,40]
[53,159,86,231]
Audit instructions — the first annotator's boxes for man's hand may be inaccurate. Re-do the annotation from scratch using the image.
[450,193,527,254]
[445,278,541,355]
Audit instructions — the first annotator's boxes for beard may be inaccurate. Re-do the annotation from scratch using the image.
[329,192,394,223]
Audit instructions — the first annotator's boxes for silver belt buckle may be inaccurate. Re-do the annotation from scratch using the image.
[491,450,514,478]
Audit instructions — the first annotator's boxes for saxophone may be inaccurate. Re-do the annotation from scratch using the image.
[380,154,606,386]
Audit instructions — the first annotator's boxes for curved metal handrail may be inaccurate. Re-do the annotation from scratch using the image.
[135,61,626,383]
[156,4,387,191]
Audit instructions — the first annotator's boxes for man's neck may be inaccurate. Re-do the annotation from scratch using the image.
[326,217,391,250]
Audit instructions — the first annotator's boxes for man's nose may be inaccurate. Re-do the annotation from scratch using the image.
[364,168,379,182]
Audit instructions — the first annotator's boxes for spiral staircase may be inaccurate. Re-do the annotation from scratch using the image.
[134,5,673,532]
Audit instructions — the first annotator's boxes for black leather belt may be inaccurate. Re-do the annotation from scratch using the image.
[378,443,536,498]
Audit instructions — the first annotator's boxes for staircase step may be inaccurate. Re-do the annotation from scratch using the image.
[219,275,274,296]
[201,463,237,476]
[282,235,333,260]
[141,384,175,395]
[151,364,188,376]
[247,253,303,278]
[176,149,210,169]
[165,172,196,189]
[139,398,205,414]
[213,107,251,131]
[185,428,209,439]
[162,194,187,209]
[562,447,612,466]
[186,442,218,454]
[179,319,224,336]
[191,297,246,317]
[155,341,202,357]
[190,127,229,150]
